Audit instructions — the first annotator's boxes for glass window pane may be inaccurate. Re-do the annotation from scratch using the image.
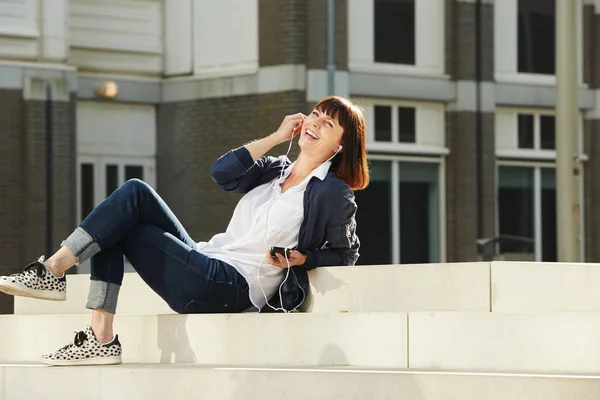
[518,114,534,149]
[374,0,415,65]
[518,0,555,74]
[540,115,555,150]
[398,162,439,263]
[125,165,144,182]
[106,165,119,196]
[498,166,535,256]
[80,164,94,220]
[398,107,416,143]
[354,161,392,265]
[541,168,557,261]
[374,106,392,142]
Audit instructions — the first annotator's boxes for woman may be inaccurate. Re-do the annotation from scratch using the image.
[0,96,369,366]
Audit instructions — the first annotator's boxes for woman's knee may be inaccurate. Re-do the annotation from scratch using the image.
[123,178,148,191]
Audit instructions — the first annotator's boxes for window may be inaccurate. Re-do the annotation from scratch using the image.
[495,107,584,261]
[497,165,556,261]
[495,0,583,83]
[78,158,154,221]
[496,109,559,158]
[349,0,445,75]
[360,99,446,154]
[354,98,446,264]
[516,113,555,150]
[355,159,442,265]
[374,0,415,65]
[374,105,416,144]
[518,0,555,75]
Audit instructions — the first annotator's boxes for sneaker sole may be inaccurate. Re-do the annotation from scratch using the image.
[0,280,66,301]
[41,356,122,366]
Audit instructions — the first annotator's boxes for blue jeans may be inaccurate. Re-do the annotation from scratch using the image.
[62,179,252,314]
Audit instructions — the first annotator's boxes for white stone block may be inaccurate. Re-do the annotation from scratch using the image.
[303,263,490,312]
[3,365,600,400]
[0,312,408,368]
[409,312,600,373]
[13,273,174,315]
[492,261,600,313]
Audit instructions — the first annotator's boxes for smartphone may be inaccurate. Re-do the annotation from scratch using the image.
[270,246,290,258]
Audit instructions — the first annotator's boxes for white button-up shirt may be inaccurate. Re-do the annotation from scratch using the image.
[196,160,332,310]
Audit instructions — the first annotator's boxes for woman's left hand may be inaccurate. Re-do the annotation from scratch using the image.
[266,250,307,268]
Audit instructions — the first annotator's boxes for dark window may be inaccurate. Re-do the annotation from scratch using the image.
[540,115,555,150]
[354,161,392,265]
[398,107,416,143]
[374,106,392,142]
[125,165,144,182]
[518,0,555,74]
[399,162,439,263]
[541,168,557,261]
[518,114,534,149]
[498,166,535,256]
[80,164,94,219]
[374,0,415,65]
[106,165,119,196]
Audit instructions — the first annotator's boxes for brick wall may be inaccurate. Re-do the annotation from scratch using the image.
[445,1,496,261]
[307,0,347,70]
[23,100,77,264]
[0,90,25,313]
[156,91,307,242]
[259,0,307,66]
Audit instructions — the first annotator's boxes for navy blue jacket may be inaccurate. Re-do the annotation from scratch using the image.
[210,146,360,311]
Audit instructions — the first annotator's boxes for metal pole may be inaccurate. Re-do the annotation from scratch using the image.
[555,0,580,262]
[327,0,335,95]
[46,84,53,257]
[475,0,484,258]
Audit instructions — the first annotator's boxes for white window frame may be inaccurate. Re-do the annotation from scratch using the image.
[348,0,446,77]
[355,98,449,155]
[76,155,157,223]
[496,160,585,261]
[369,154,447,264]
[494,0,584,85]
[496,107,584,159]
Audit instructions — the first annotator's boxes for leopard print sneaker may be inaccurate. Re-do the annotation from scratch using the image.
[0,256,66,301]
[42,326,122,366]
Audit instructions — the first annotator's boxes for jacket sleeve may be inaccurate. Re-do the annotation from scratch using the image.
[302,186,360,270]
[209,146,286,194]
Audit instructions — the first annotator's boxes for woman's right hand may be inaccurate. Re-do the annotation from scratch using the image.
[270,113,306,145]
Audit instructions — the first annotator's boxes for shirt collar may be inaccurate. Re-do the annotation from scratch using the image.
[278,160,332,184]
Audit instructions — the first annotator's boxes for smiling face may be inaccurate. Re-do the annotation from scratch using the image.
[298,108,345,161]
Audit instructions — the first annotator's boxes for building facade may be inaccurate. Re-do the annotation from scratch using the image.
[0,0,598,313]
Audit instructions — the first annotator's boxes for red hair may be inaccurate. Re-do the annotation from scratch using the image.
[314,96,370,190]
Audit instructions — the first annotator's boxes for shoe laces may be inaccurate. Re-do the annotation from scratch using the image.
[60,330,88,352]
[13,256,46,278]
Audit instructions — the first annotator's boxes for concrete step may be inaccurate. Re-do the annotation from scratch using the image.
[4,311,600,373]
[14,263,492,314]
[409,312,600,374]
[0,312,408,367]
[491,261,600,313]
[2,364,599,400]
[13,272,175,315]
[12,261,600,315]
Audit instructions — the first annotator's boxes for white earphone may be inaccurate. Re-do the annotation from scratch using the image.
[336,145,342,152]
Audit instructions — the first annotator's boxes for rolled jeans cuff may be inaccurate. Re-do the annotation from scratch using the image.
[62,227,101,265]
[86,279,121,314]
